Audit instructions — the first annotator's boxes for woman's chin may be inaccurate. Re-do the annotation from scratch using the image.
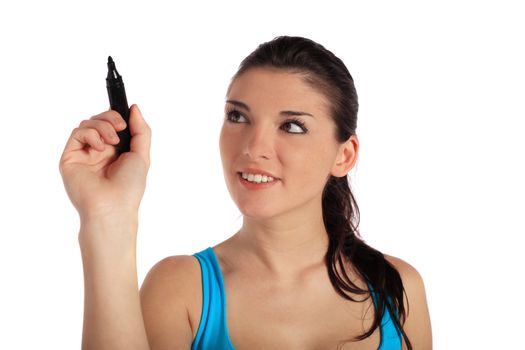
[237,203,280,220]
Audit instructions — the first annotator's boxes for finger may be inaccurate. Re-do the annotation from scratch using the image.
[91,110,127,132]
[128,104,151,166]
[79,119,121,145]
[63,127,105,153]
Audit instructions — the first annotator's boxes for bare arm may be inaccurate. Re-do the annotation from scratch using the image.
[79,216,149,350]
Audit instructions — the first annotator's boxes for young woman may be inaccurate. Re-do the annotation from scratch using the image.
[59,36,432,350]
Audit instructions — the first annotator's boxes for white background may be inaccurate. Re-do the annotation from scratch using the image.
[1,0,523,348]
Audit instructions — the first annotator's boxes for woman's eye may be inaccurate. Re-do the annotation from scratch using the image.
[282,121,308,134]
[225,110,247,123]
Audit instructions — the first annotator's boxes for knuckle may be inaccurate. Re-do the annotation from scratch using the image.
[86,128,100,138]
[92,110,117,121]
[90,112,105,120]
[97,119,111,130]
[99,110,123,127]
[108,110,122,121]
[85,118,115,135]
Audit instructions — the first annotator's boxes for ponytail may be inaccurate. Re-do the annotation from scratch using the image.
[323,175,412,349]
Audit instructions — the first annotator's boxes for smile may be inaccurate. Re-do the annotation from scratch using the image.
[241,172,276,183]
[237,172,279,190]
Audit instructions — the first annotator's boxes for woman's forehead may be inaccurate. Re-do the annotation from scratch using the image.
[227,67,331,114]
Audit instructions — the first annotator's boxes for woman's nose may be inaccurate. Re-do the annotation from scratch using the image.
[243,124,274,160]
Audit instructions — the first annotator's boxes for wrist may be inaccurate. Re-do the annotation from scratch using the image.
[79,213,139,250]
[79,209,139,227]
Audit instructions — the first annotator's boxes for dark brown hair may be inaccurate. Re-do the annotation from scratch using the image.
[227,36,412,349]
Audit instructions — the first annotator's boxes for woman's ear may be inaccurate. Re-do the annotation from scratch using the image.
[331,135,359,177]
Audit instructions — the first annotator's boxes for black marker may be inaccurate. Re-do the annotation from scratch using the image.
[106,56,131,154]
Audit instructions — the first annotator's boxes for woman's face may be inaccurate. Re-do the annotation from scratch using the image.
[219,67,350,219]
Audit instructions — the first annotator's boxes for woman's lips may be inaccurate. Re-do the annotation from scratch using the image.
[237,172,279,190]
[238,168,280,180]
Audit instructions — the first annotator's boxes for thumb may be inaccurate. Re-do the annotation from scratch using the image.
[128,104,151,166]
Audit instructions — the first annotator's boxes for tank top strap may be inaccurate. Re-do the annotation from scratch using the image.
[191,247,235,350]
[368,283,403,349]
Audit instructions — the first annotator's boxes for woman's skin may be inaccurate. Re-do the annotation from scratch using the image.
[60,104,152,349]
[60,67,431,350]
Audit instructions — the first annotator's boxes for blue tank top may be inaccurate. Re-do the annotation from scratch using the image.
[191,247,402,350]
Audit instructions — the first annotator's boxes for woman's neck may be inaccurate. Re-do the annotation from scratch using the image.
[234,205,329,282]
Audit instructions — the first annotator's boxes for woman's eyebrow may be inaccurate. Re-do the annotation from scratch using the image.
[226,99,315,119]
[226,99,250,111]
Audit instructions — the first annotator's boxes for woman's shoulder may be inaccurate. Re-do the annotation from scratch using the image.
[383,254,425,288]
[383,254,433,348]
[143,254,202,293]
[383,254,427,309]
[140,254,203,315]
[140,254,203,342]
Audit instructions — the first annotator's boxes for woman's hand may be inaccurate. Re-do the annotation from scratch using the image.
[59,104,151,223]
[60,106,153,350]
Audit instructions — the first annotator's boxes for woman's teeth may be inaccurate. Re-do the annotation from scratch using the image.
[241,172,275,183]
